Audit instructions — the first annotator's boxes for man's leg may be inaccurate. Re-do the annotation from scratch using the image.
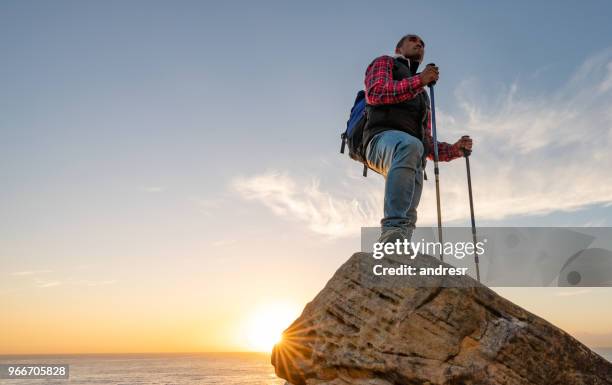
[365,130,424,241]
[405,161,424,239]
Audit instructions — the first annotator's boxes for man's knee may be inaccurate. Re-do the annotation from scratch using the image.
[393,134,424,164]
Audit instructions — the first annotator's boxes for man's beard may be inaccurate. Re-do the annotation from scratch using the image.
[408,58,421,75]
[405,52,422,62]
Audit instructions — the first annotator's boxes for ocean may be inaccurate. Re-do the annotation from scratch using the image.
[0,352,284,385]
[1,350,610,384]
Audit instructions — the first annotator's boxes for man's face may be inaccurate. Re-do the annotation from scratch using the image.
[397,35,425,62]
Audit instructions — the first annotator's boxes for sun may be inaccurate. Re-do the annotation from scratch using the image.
[243,302,301,352]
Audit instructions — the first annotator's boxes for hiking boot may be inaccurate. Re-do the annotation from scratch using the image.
[376,228,416,258]
[377,227,410,244]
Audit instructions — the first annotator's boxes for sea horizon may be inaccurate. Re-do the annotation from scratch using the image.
[1,349,610,384]
[2,347,611,356]
[0,351,284,385]
[1,351,273,357]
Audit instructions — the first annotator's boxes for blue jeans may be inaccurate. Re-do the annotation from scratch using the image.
[365,130,424,240]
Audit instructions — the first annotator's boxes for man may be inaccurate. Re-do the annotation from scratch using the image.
[363,34,473,243]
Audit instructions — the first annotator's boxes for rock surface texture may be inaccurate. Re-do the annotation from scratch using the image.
[272,252,612,385]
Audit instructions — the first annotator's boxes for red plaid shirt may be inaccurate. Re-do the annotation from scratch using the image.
[364,55,462,162]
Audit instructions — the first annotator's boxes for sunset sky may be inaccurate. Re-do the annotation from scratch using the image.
[1,0,612,354]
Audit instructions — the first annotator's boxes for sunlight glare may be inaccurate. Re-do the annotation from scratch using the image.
[243,303,300,352]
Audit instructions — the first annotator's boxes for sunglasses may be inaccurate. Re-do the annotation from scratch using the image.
[406,35,425,48]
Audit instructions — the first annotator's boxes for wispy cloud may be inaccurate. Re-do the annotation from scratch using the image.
[581,218,609,227]
[575,331,612,347]
[141,186,165,193]
[232,171,380,238]
[555,289,593,297]
[10,270,53,276]
[433,48,612,222]
[68,279,116,287]
[34,279,61,288]
[9,270,61,289]
[190,196,225,216]
[212,239,238,247]
[9,269,116,289]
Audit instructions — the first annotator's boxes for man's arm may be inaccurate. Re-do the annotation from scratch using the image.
[364,56,425,105]
[423,109,464,162]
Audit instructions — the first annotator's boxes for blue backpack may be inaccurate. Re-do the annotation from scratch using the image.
[340,90,369,176]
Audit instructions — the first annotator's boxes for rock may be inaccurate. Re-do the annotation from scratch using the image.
[272,252,612,385]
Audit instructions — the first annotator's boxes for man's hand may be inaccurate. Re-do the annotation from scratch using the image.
[420,64,439,86]
[454,135,473,155]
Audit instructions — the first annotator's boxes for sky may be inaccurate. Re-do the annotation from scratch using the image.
[1,0,612,354]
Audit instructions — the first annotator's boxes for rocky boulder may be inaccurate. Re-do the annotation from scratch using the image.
[272,252,612,385]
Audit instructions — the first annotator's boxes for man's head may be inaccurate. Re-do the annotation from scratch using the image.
[395,34,425,62]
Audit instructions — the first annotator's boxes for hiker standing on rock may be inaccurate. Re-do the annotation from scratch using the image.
[363,34,472,243]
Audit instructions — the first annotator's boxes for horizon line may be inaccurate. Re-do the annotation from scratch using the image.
[2,347,612,357]
[0,350,276,357]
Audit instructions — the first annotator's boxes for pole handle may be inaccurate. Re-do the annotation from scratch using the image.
[426,63,437,87]
[461,135,472,157]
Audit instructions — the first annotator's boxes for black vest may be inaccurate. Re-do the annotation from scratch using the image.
[363,57,430,158]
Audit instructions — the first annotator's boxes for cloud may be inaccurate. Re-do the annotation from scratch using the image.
[599,61,612,93]
[10,270,53,276]
[9,270,61,288]
[581,218,609,227]
[212,239,238,247]
[9,269,116,289]
[34,279,61,288]
[575,332,612,348]
[432,47,612,222]
[68,279,116,287]
[141,186,165,193]
[232,171,380,238]
[554,289,593,297]
[190,196,225,216]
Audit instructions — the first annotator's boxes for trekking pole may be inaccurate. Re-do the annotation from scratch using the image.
[461,138,481,283]
[427,68,444,262]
